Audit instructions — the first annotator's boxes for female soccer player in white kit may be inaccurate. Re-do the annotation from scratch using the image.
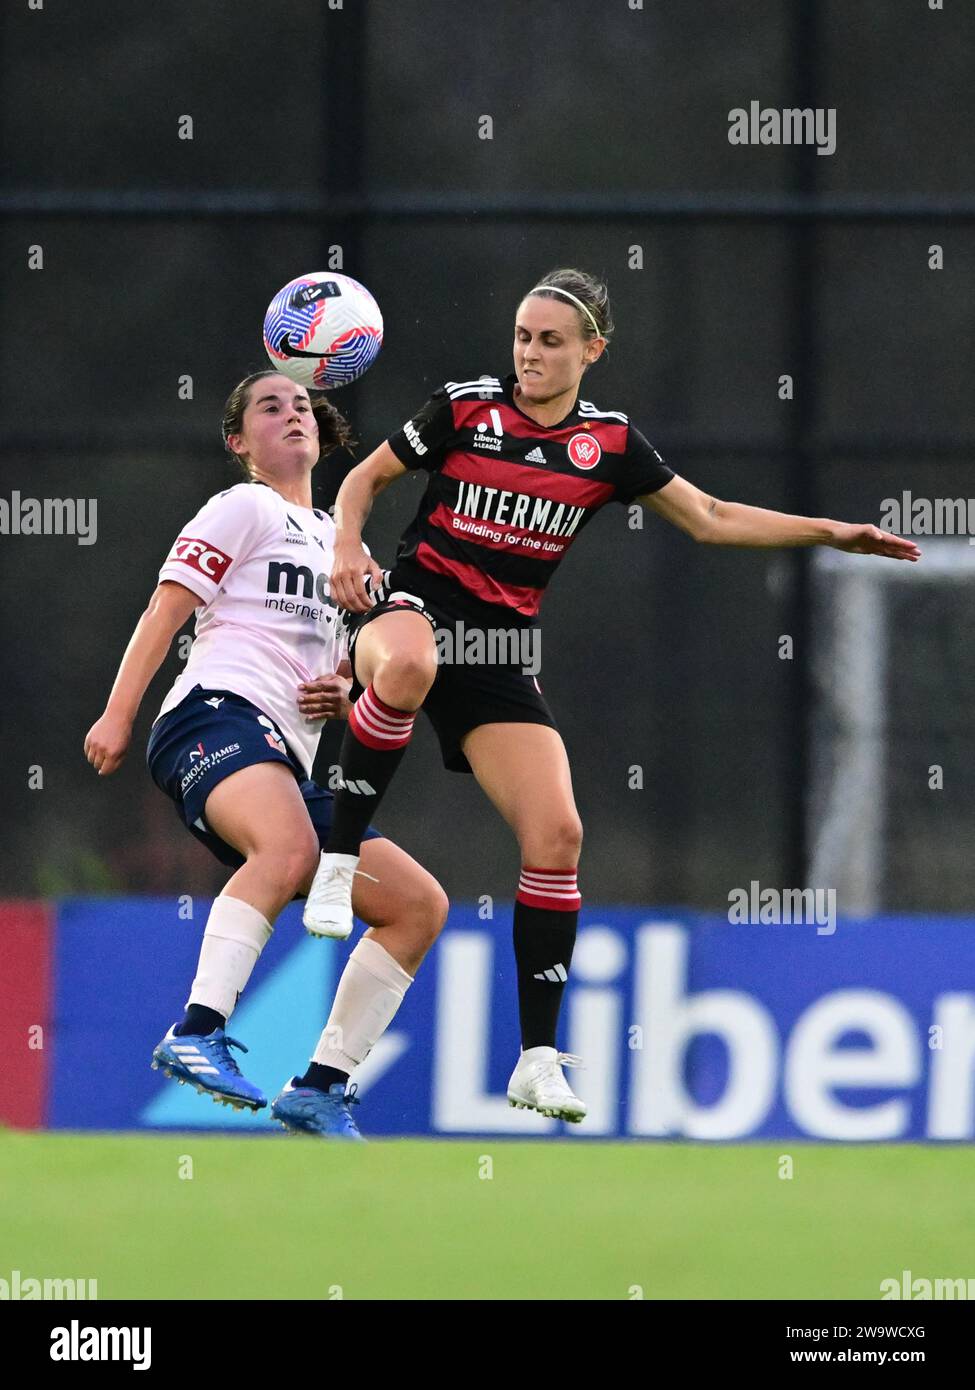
[84,370,448,1140]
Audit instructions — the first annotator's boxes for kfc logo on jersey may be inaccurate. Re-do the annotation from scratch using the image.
[567,433,602,470]
[169,536,233,581]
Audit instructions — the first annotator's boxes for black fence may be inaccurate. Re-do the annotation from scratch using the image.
[2,0,972,908]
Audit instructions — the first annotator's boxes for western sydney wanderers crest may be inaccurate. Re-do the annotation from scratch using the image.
[567,432,602,470]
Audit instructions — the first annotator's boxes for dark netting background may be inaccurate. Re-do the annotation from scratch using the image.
[1,0,973,909]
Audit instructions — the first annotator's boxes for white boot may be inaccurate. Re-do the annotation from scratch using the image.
[507,1046,587,1123]
[302,852,358,940]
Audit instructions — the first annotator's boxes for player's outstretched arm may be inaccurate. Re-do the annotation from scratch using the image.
[331,441,407,612]
[641,476,921,561]
[84,580,202,776]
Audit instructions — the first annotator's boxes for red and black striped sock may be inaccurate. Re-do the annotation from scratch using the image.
[512,867,581,1050]
[325,684,416,856]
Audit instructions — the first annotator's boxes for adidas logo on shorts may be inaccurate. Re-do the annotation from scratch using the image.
[525,446,547,465]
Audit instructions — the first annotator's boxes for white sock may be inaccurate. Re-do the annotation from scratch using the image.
[312,937,413,1072]
[186,895,273,1020]
[323,851,359,872]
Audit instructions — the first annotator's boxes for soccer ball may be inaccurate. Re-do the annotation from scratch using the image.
[262,272,383,390]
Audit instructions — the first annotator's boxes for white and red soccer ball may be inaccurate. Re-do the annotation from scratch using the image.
[263,272,383,390]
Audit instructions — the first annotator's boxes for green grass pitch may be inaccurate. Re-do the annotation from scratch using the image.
[1,1131,972,1300]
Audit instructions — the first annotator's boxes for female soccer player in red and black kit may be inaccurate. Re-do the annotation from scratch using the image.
[303,267,920,1123]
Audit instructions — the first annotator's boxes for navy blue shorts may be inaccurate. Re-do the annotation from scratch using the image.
[146,685,382,871]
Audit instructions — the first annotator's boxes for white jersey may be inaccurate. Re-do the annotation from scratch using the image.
[154,481,347,778]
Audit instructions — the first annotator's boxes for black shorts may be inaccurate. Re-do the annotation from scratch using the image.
[147,685,382,870]
[347,573,557,774]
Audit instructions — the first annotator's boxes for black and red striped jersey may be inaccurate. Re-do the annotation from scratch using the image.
[385,373,674,620]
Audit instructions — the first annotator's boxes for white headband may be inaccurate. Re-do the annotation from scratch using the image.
[529,284,602,338]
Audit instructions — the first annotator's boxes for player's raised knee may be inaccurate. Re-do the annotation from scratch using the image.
[376,645,438,708]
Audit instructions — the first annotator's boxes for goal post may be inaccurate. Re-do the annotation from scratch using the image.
[807,538,975,915]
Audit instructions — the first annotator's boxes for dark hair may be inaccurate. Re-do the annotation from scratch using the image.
[220,369,356,478]
[525,267,614,344]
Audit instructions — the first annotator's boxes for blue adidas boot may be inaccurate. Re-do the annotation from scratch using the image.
[271,1080,365,1141]
[151,1024,267,1111]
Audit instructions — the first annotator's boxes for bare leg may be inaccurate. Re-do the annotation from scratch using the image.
[204,761,321,920]
[461,723,583,869]
[350,608,439,709]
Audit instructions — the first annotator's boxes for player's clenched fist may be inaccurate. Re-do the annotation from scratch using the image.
[297,674,353,721]
[84,711,133,776]
[330,538,383,613]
